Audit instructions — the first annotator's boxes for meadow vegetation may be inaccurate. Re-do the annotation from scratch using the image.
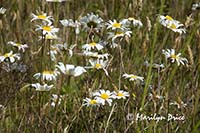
[0,0,200,132]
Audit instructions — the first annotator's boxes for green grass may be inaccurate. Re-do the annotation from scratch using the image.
[0,0,200,132]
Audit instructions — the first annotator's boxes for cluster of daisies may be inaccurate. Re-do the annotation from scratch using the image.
[83,89,129,106]
[0,2,189,109]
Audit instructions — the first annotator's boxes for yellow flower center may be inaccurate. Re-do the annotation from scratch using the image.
[38,15,47,19]
[165,15,173,20]
[101,93,109,99]
[112,23,121,28]
[4,53,11,57]
[117,92,124,97]
[89,42,97,46]
[95,63,102,69]
[89,100,97,105]
[42,26,52,31]
[15,43,22,47]
[171,54,177,59]
[130,75,137,79]
[170,23,177,29]
[43,70,54,75]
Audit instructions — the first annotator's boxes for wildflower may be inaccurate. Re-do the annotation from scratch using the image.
[88,59,108,69]
[122,73,144,82]
[83,98,103,106]
[31,13,53,25]
[121,17,143,27]
[56,62,86,77]
[83,51,109,59]
[167,22,186,34]
[35,24,59,36]
[107,30,132,44]
[113,90,130,99]
[0,7,6,14]
[51,94,62,107]
[144,61,165,69]
[107,19,125,30]
[93,89,114,106]
[31,83,53,91]
[0,51,20,63]
[60,19,81,34]
[82,41,104,51]
[80,12,104,31]
[162,49,188,66]
[48,45,61,61]
[192,3,200,10]
[33,70,58,81]
[7,41,28,52]
[158,15,186,34]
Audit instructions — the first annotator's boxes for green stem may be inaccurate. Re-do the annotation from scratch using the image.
[140,0,165,111]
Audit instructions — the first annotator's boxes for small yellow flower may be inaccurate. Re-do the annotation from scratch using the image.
[113,90,130,99]
[89,42,97,46]
[165,15,173,20]
[112,22,121,28]
[100,93,109,100]
[31,13,53,24]
[123,73,144,82]
[95,63,102,69]
[93,89,114,106]
[162,49,188,66]
[42,26,52,31]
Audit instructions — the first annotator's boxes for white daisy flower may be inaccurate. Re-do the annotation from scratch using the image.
[51,94,62,107]
[93,90,114,106]
[113,90,130,99]
[83,98,103,107]
[0,7,6,14]
[48,45,61,61]
[80,12,104,31]
[56,62,86,77]
[121,17,143,27]
[192,3,200,10]
[7,41,28,52]
[167,22,186,34]
[35,24,59,36]
[144,61,165,69]
[60,19,81,34]
[158,15,186,34]
[82,41,104,51]
[122,73,144,82]
[107,30,132,44]
[107,19,125,30]
[33,70,58,81]
[83,51,109,59]
[162,49,188,66]
[0,51,20,63]
[31,83,53,91]
[31,13,53,25]
[88,59,108,69]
